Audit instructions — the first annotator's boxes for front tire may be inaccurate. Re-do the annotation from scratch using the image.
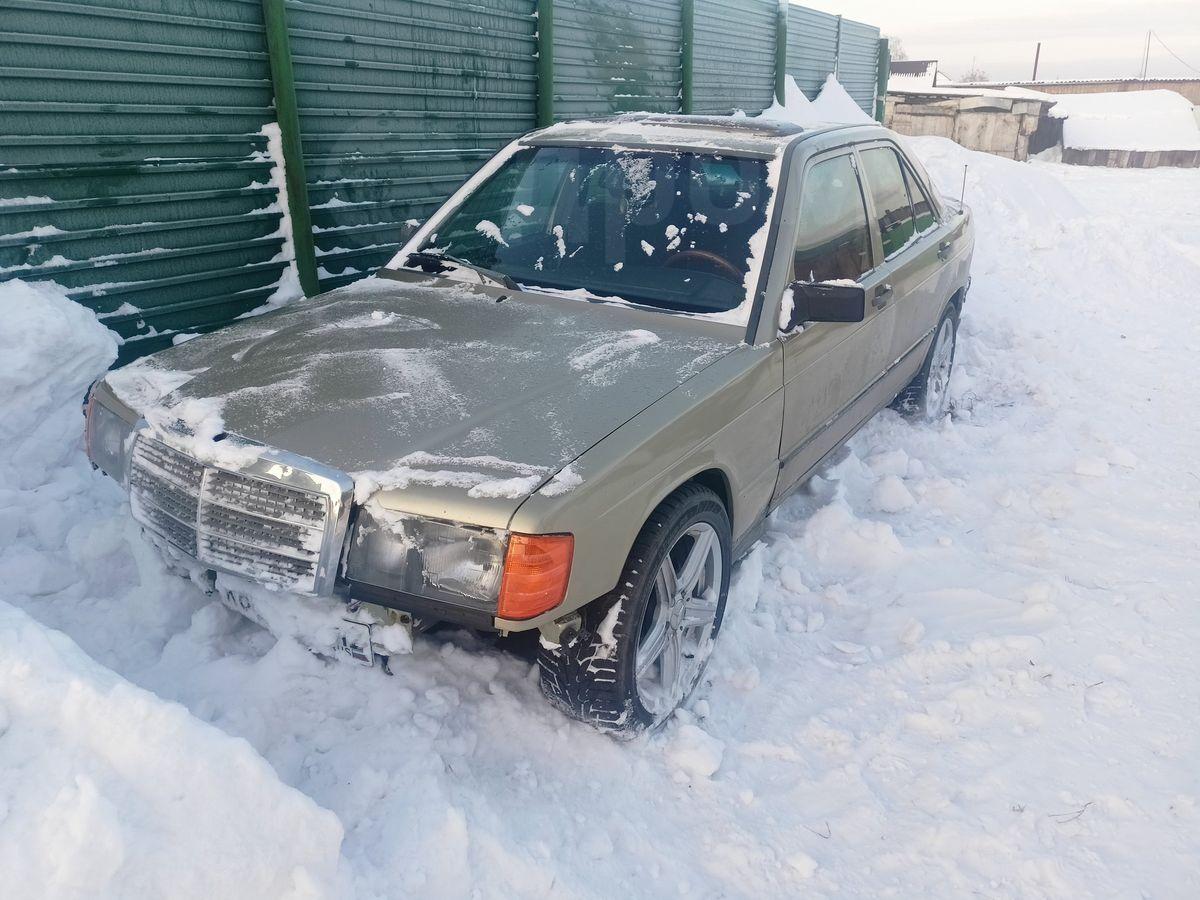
[538,484,732,736]
[893,303,959,421]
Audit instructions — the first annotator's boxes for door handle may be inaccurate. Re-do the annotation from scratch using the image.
[872,283,893,309]
[938,239,953,260]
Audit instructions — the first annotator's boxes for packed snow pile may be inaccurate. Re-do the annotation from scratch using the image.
[1049,89,1200,151]
[0,279,345,899]
[758,74,876,127]
[0,279,117,487]
[902,131,1087,224]
[0,602,344,900]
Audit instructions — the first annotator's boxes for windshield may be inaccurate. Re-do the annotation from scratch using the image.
[398,146,773,316]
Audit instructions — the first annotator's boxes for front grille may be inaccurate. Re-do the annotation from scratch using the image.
[129,436,337,594]
[200,533,318,584]
[205,468,327,527]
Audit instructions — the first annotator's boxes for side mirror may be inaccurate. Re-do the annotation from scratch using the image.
[398,218,423,245]
[784,281,866,331]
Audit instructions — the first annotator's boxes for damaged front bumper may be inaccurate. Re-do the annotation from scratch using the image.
[210,569,415,668]
[151,529,417,669]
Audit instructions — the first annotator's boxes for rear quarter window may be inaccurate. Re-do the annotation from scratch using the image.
[903,164,938,234]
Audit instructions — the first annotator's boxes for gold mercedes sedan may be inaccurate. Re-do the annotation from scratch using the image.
[85,114,973,734]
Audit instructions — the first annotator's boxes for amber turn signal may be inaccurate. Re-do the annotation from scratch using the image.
[497,533,574,620]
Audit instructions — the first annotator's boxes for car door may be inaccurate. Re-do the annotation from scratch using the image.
[774,148,895,499]
[855,142,945,377]
[896,146,964,360]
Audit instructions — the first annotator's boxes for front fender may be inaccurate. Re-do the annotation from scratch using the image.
[503,342,783,631]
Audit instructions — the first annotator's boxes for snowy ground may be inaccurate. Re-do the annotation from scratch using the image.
[2,140,1199,899]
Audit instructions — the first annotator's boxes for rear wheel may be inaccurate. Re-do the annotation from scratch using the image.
[537,484,731,736]
[894,304,958,421]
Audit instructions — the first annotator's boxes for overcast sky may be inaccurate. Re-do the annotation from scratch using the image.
[802,0,1200,82]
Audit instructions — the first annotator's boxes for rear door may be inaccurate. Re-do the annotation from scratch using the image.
[897,145,967,356]
[855,142,946,373]
[774,148,895,498]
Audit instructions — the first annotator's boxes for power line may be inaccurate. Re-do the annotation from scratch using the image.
[1150,31,1200,76]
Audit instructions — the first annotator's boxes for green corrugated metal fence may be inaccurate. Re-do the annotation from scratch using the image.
[786,6,839,99]
[284,0,538,292]
[1,0,883,362]
[692,0,778,115]
[0,0,292,362]
[787,10,881,113]
[551,0,682,121]
[835,18,882,112]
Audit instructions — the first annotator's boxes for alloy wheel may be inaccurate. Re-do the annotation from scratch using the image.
[635,522,723,717]
[924,317,956,419]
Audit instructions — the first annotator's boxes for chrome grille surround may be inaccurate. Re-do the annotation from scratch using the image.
[127,427,355,596]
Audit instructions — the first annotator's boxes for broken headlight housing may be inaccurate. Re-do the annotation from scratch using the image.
[85,385,134,487]
[344,503,507,610]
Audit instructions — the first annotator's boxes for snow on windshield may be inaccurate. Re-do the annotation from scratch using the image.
[388,142,784,328]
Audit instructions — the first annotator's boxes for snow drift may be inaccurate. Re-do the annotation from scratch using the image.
[0,279,345,899]
[0,279,117,488]
[758,74,877,127]
[0,601,344,900]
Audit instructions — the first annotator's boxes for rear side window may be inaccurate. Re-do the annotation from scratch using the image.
[904,165,937,234]
[859,147,916,258]
[792,155,872,283]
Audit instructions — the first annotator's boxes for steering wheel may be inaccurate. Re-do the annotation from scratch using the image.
[664,249,743,283]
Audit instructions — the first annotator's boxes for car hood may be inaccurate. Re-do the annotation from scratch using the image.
[106,273,736,501]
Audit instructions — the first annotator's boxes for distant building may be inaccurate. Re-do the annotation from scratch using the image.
[883,79,1200,168]
[883,85,1059,161]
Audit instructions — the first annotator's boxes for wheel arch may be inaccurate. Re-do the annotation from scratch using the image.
[608,466,736,610]
[683,467,734,529]
[950,284,967,315]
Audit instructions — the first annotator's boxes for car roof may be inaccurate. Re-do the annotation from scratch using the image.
[523,113,882,159]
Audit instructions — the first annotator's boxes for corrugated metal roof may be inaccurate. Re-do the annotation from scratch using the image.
[890,60,938,77]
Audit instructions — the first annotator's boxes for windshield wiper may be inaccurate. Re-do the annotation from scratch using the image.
[404,249,518,291]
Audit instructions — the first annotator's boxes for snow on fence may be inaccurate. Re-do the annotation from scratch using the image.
[0,0,882,362]
[0,1,293,364]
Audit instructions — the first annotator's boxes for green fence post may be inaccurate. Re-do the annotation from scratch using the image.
[875,37,890,123]
[536,0,555,126]
[775,0,788,104]
[681,0,695,113]
[833,15,843,76]
[261,0,319,297]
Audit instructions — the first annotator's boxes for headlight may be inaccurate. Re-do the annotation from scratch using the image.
[85,387,134,487]
[345,503,508,610]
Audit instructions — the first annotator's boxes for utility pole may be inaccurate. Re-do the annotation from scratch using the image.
[1139,31,1151,79]
[1032,42,1041,81]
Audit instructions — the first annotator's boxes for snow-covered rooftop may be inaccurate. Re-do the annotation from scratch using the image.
[1049,89,1200,151]
[888,84,1056,103]
[965,76,1200,88]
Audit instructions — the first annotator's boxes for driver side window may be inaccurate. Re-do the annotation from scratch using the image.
[793,155,873,284]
